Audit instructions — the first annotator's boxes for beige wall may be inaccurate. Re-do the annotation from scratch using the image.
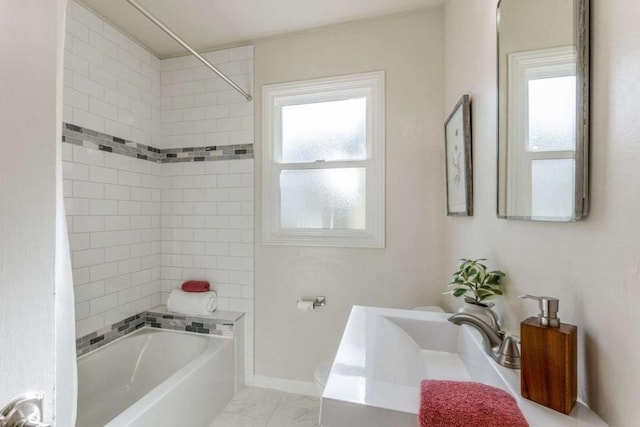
[443,0,640,425]
[499,0,574,55]
[254,10,445,383]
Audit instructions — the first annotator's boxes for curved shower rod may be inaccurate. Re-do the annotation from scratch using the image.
[125,0,252,102]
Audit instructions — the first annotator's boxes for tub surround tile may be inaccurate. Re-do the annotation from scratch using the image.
[153,310,235,336]
[65,0,160,147]
[63,122,253,163]
[66,124,255,377]
[76,307,244,357]
[65,0,255,382]
[148,305,244,322]
[145,313,228,336]
[76,313,145,356]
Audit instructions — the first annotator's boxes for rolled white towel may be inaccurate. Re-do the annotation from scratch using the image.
[166,289,217,315]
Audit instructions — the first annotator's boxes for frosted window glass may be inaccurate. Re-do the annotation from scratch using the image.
[531,159,575,219]
[282,98,366,163]
[280,168,366,230]
[528,76,576,152]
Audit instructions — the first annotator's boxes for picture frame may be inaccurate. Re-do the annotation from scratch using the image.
[444,94,473,216]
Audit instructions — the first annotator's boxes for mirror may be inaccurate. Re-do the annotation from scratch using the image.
[497,0,589,221]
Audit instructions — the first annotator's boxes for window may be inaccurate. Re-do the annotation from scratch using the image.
[508,47,576,220]
[262,71,385,247]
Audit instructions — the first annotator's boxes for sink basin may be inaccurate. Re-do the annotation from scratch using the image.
[371,316,470,386]
[320,306,607,427]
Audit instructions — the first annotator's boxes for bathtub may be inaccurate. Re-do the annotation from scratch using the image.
[77,327,235,427]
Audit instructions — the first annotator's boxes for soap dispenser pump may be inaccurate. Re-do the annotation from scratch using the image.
[519,295,577,415]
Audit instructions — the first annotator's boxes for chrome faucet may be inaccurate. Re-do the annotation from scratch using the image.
[448,312,520,369]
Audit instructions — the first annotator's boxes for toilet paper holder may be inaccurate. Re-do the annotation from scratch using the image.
[313,296,326,308]
[298,296,326,309]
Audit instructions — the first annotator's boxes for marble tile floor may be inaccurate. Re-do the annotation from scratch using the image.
[210,386,321,427]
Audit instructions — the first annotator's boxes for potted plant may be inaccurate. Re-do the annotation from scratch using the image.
[445,258,506,328]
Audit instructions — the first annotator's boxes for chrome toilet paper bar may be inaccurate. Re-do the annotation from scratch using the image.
[297,296,326,310]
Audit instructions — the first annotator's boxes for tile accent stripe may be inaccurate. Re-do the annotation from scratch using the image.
[62,122,254,163]
[75,314,146,357]
[146,311,235,336]
[75,309,243,357]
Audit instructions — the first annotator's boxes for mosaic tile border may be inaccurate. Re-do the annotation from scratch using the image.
[146,310,235,336]
[62,122,254,163]
[75,313,145,357]
[76,310,242,357]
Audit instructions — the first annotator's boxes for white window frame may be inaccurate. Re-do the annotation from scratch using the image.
[262,71,385,248]
[507,46,576,216]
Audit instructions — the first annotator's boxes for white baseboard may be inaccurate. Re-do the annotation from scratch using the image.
[250,374,319,397]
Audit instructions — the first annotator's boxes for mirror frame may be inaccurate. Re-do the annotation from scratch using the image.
[496,0,590,221]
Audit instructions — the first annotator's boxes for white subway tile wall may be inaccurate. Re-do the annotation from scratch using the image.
[64,144,163,338]
[65,149,255,380]
[64,1,161,146]
[63,1,255,380]
[159,46,254,149]
[159,160,255,380]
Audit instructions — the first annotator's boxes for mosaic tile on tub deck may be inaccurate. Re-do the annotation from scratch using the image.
[145,310,239,337]
[76,308,244,357]
[62,122,253,164]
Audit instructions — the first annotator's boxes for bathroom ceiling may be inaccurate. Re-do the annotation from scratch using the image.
[78,0,443,58]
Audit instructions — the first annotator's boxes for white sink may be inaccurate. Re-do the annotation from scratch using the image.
[320,306,607,427]
[371,316,470,386]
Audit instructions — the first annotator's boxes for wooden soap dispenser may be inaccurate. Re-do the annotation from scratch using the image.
[519,295,577,415]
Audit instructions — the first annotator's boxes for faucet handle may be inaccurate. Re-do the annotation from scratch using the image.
[505,334,520,344]
[497,335,521,369]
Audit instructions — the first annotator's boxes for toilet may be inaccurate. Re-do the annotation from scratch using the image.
[314,305,445,395]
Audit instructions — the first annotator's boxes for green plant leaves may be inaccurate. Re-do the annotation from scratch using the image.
[452,288,467,297]
[475,289,494,298]
[446,258,506,303]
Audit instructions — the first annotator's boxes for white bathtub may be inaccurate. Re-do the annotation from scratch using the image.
[77,327,235,427]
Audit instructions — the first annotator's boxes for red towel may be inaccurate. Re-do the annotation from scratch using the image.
[181,280,210,292]
[419,380,528,427]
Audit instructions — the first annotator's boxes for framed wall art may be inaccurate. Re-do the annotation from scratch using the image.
[444,94,473,216]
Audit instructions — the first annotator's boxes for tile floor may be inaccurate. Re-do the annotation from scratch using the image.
[210,387,320,427]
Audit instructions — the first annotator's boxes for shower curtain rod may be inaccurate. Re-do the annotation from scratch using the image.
[125,0,252,102]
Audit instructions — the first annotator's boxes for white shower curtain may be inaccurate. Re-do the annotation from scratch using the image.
[54,1,78,425]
